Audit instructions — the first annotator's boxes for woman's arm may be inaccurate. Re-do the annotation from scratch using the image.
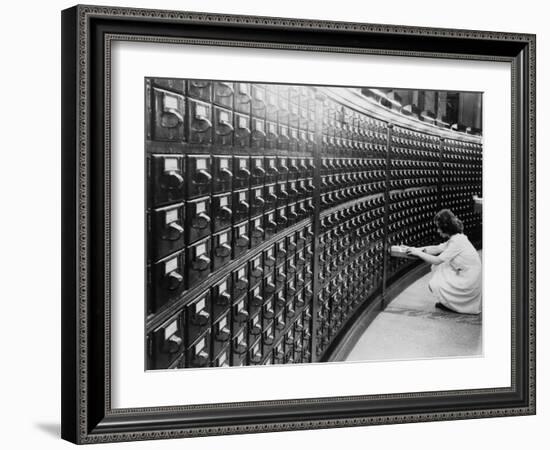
[407,247,445,265]
[420,245,445,256]
[403,243,445,256]
[408,238,463,265]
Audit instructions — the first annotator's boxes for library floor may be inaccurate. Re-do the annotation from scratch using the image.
[345,261,482,362]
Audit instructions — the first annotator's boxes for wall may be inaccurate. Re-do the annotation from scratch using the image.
[0,0,545,449]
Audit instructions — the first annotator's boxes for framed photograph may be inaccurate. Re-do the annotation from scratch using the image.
[61,4,536,444]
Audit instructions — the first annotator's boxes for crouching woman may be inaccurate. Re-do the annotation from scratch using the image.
[406,209,482,315]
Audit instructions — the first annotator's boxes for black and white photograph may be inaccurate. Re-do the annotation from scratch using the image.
[0,0,544,446]
[54,2,537,446]
[145,79,483,370]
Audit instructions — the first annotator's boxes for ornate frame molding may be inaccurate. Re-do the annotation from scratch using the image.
[62,5,536,444]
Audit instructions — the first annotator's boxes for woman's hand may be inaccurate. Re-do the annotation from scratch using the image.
[406,247,424,257]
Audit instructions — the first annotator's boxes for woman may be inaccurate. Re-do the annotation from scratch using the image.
[405,209,482,314]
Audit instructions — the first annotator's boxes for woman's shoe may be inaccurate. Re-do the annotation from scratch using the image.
[435,302,456,313]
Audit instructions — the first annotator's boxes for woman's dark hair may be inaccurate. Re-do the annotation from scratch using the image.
[434,209,464,235]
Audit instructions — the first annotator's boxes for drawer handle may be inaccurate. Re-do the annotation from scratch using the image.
[253,166,266,177]
[251,227,264,238]
[233,342,248,355]
[215,243,231,258]
[161,170,184,190]
[264,281,276,294]
[217,206,232,222]
[215,119,234,136]
[192,255,211,272]
[162,222,183,241]
[236,235,249,247]
[252,128,267,139]
[192,212,211,230]
[253,195,265,207]
[191,309,210,327]
[263,304,274,319]
[237,167,251,178]
[236,124,251,136]
[191,350,209,368]
[235,278,248,291]
[215,326,231,342]
[160,109,183,129]
[237,200,250,213]
[165,271,183,291]
[234,308,249,324]
[193,169,212,185]
[191,114,212,132]
[163,334,183,354]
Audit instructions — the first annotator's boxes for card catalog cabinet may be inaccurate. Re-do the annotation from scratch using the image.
[145,79,483,369]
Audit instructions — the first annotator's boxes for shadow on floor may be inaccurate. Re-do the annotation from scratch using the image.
[346,263,482,362]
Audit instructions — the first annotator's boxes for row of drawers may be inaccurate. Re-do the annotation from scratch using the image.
[321,172,387,190]
[150,253,316,343]
[390,138,440,151]
[311,174,477,192]
[389,147,439,160]
[149,153,315,206]
[193,317,314,368]
[320,157,385,173]
[148,222,314,314]
[443,140,483,152]
[151,82,319,147]
[153,80,417,150]
[149,200,314,263]
[323,96,388,141]
[391,129,482,154]
[390,159,440,169]
[388,194,438,213]
[148,150,479,212]
[149,187,314,259]
[389,147,480,162]
[391,126,440,145]
[149,80,481,156]
[441,151,483,166]
[153,79,317,120]
[320,182,386,209]
[153,96,407,155]
[321,140,387,157]
[441,172,482,182]
[149,295,314,369]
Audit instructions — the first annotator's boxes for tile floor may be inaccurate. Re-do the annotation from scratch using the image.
[345,258,482,362]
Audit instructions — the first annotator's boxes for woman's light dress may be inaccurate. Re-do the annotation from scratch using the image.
[428,233,482,314]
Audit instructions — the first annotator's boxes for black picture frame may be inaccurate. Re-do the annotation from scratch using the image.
[61,4,536,444]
